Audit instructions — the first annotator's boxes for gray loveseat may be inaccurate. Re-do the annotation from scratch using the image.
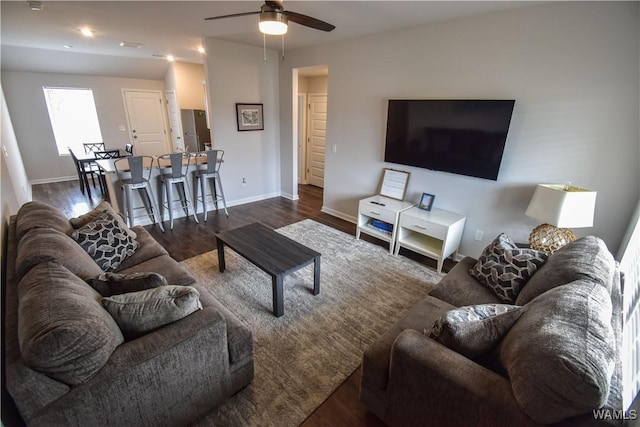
[4,201,253,426]
[360,235,623,426]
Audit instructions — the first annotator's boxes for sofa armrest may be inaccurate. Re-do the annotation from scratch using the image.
[29,306,234,426]
[385,329,538,427]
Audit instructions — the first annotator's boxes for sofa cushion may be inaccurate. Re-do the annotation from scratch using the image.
[18,262,124,385]
[16,227,103,280]
[101,286,202,339]
[515,236,615,305]
[72,212,138,271]
[429,257,503,307]
[116,254,196,286]
[15,201,73,240]
[427,304,523,358]
[114,226,169,271]
[469,233,548,303]
[88,271,168,297]
[500,280,616,423]
[69,201,137,240]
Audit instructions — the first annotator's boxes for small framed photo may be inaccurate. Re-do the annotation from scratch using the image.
[418,193,435,211]
[236,103,264,131]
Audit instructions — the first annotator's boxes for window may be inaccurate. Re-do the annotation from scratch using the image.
[43,87,103,155]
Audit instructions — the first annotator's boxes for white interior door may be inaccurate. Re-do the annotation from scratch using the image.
[165,90,184,151]
[123,89,170,156]
[297,94,307,184]
[306,93,327,188]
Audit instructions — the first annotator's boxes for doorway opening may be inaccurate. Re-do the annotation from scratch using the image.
[293,66,329,201]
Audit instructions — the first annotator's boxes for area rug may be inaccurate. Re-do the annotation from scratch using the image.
[182,219,444,426]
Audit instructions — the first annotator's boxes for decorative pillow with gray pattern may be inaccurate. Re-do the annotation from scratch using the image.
[469,233,549,303]
[427,303,523,358]
[72,211,138,271]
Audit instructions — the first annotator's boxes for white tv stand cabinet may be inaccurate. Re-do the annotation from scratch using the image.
[394,206,466,273]
[356,195,414,254]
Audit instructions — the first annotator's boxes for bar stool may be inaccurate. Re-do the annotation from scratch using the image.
[193,150,229,221]
[114,156,165,232]
[157,152,199,230]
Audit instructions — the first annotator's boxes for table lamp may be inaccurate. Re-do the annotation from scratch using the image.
[525,183,597,253]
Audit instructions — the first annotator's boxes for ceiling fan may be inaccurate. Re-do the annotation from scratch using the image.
[205,0,335,36]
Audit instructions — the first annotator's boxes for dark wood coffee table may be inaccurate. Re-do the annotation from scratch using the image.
[215,223,321,317]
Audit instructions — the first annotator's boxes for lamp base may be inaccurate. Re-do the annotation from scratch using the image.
[528,223,576,253]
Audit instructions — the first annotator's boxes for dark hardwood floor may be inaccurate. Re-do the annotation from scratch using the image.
[29,179,453,427]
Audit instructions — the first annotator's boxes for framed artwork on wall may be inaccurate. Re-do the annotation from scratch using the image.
[236,103,264,131]
[419,193,435,211]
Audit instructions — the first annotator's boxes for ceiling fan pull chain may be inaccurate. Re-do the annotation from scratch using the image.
[281,35,285,61]
[263,33,267,62]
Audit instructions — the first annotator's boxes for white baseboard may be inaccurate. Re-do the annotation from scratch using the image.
[321,206,356,224]
[30,176,77,185]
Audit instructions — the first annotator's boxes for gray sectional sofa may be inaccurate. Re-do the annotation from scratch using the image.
[361,235,623,426]
[4,201,253,426]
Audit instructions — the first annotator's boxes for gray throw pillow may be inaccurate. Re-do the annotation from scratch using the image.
[72,211,138,271]
[101,286,202,339]
[427,304,523,358]
[88,271,168,297]
[469,233,549,303]
[69,201,137,240]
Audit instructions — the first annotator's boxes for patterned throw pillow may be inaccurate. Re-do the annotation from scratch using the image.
[469,233,549,303]
[427,304,523,358]
[72,211,138,271]
[101,286,202,339]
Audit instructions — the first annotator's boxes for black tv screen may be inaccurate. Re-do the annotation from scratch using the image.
[384,99,515,180]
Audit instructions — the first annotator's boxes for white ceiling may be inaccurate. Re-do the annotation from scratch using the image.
[1,1,542,80]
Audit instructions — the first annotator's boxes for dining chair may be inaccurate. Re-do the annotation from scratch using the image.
[94,150,122,195]
[68,147,102,197]
[157,152,199,230]
[192,150,229,221]
[114,156,165,232]
[83,142,106,155]
[125,143,134,156]
[94,149,122,159]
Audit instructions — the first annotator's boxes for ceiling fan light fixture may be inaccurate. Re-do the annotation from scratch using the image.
[259,11,288,35]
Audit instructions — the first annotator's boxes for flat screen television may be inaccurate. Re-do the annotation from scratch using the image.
[384,99,515,180]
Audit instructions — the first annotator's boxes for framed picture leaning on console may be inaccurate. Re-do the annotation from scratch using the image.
[419,193,435,211]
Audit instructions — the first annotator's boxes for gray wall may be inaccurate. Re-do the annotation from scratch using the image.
[1,72,165,182]
[278,1,640,257]
[204,38,282,203]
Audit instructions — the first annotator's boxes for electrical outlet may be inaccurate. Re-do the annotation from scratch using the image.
[474,230,484,241]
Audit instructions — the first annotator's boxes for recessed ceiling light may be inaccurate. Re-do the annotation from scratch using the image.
[198,46,205,54]
[28,1,43,11]
[120,41,143,48]
[166,55,175,62]
[80,27,94,37]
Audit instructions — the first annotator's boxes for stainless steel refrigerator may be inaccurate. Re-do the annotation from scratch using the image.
[181,109,211,152]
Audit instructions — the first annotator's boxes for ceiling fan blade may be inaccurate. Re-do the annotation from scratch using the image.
[205,11,260,21]
[284,11,335,32]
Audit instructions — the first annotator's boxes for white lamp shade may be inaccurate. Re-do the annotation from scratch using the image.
[259,11,288,35]
[525,184,597,228]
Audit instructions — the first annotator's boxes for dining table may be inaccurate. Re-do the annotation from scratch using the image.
[73,149,123,198]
